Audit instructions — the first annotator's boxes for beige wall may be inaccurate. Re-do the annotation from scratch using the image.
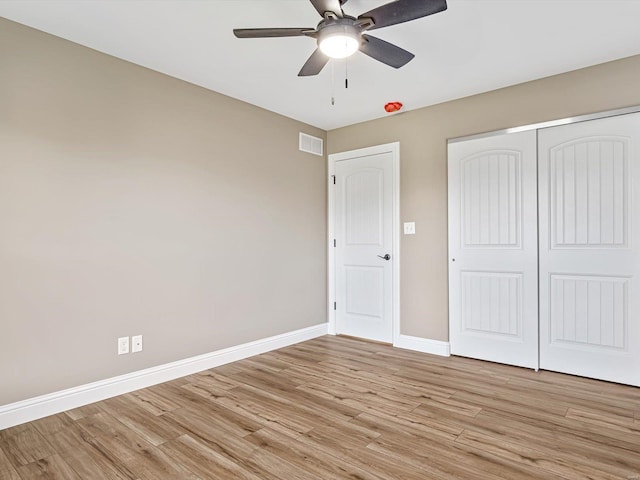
[328,55,640,342]
[0,19,326,406]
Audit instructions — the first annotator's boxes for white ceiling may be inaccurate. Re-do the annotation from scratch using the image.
[2,0,640,130]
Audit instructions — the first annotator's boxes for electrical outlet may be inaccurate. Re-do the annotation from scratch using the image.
[118,336,130,355]
[132,335,143,353]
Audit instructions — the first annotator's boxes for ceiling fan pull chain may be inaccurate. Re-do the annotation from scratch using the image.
[331,59,335,105]
[345,57,349,89]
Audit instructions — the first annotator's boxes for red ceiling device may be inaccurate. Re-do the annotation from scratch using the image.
[384,102,403,113]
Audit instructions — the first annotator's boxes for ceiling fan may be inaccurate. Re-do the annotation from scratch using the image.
[233,0,447,76]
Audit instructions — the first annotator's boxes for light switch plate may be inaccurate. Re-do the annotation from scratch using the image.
[132,335,143,353]
[404,222,416,235]
[118,336,129,355]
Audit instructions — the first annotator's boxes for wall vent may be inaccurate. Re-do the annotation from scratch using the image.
[299,132,323,156]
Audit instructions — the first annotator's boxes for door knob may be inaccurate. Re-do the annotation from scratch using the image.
[377,254,391,260]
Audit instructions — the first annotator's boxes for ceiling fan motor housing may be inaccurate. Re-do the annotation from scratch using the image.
[317,17,361,58]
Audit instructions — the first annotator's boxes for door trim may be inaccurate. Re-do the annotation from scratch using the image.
[327,142,400,344]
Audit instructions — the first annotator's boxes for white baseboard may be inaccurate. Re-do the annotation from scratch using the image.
[394,334,450,357]
[0,323,328,430]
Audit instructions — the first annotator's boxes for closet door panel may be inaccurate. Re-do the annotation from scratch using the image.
[448,130,538,369]
[539,112,640,386]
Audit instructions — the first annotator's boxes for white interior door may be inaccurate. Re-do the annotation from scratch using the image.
[538,113,640,386]
[334,148,394,343]
[448,130,538,369]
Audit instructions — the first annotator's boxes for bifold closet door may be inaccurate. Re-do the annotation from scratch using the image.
[538,113,640,386]
[448,130,538,369]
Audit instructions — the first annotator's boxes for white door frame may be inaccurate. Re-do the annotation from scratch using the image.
[327,142,401,343]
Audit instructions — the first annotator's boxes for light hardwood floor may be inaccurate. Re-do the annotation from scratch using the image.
[1,335,640,479]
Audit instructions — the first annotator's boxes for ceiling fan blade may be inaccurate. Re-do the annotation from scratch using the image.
[360,34,415,68]
[310,0,344,17]
[298,48,330,76]
[358,0,447,31]
[233,28,314,38]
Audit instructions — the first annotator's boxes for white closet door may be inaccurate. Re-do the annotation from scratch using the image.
[448,130,538,369]
[538,113,640,386]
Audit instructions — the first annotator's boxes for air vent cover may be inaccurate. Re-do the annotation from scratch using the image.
[299,132,323,156]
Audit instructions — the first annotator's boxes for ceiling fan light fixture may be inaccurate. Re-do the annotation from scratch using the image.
[234,0,448,76]
[318,25,360,59]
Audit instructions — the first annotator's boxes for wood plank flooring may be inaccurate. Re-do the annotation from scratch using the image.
[2,335,640,479]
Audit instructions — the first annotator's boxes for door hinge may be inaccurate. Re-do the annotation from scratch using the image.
[333,302,336,310]
[333,238,336,247]
[331,175,336,185]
